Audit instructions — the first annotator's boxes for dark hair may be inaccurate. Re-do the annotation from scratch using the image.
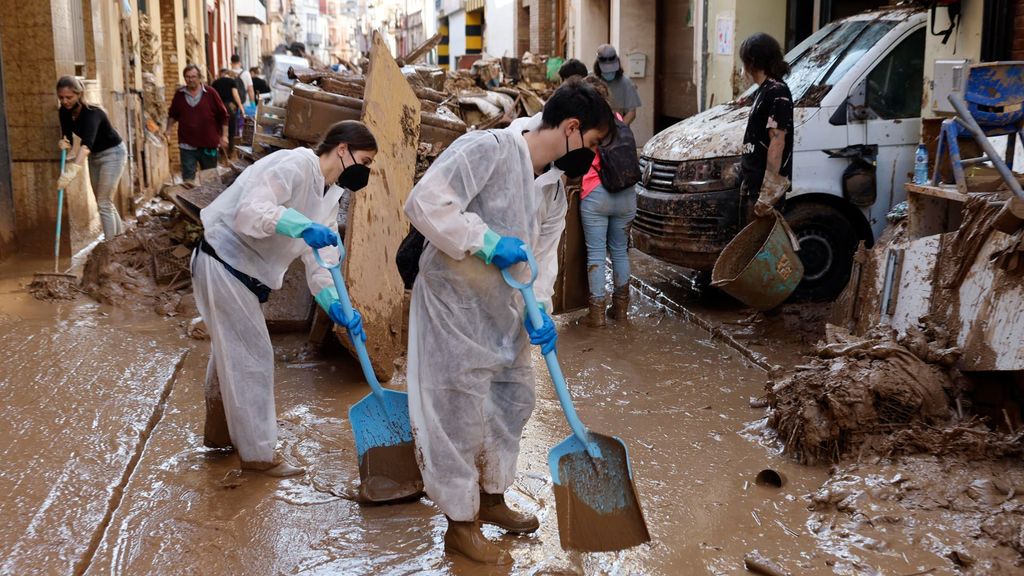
[183,64,201,78]
[315,120,378,155]
[249,66,261,75]
[56,75,93,108]
[558,59,589,82]
[581,75,611,103]
[591,60,623,80]
[739,33,790,80]
[541,77,615,136]
[219,67,231,76]
[231,54,241,64]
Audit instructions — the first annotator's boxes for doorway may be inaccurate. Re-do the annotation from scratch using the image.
[654,0,697,133]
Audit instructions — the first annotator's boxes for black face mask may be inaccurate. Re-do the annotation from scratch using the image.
[338,150,371,191]
[553,130,595,178]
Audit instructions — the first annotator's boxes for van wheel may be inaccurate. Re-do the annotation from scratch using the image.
[784,203,857,302]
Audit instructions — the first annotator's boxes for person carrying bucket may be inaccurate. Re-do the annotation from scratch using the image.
[739,33,793,220]
[192,120,375,477]
[404,79,614,565]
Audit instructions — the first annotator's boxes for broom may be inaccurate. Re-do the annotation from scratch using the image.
[29,147,79,300]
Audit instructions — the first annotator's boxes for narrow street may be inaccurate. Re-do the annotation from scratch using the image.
[4,253,1017,575]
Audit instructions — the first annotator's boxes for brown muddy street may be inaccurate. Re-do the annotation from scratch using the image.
[0,256,1008,575]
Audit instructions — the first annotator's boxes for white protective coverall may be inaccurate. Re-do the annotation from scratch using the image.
[193,147,342,464]
[405,114,568,521]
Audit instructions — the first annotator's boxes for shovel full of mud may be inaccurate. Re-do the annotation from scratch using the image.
[313,247,423,505]
[503,248,650,552]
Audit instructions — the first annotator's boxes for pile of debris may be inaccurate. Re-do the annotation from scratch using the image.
[79,200,200,313]
[766,323,967,465]
[251,48,561,178]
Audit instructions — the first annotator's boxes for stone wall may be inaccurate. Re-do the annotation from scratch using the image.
[0,0,84,255]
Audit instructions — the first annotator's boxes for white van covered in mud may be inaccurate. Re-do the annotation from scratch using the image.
[632,8,926,300]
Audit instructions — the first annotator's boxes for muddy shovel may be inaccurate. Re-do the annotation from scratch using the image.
[313,247,423,504]
[502,248,650,552]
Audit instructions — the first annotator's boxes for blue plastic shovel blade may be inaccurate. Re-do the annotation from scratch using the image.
[549,432,650,552]
[349,388,422,504]
[349,388,415,460]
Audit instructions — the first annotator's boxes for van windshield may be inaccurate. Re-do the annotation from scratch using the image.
[740,19,898,105]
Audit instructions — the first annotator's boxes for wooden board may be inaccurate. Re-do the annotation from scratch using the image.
[341,31,421,381]
[261,261,314,333]
[552,183,589,314]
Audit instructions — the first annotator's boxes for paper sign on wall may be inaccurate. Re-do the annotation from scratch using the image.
[716,15,734,55]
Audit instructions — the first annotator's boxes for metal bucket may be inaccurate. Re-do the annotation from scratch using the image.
[711,213,804,311]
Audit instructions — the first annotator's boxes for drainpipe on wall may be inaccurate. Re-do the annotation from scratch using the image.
[700,0,708,112]
[120,11,138,200]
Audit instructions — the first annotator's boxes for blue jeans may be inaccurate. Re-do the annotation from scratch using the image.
[580,183,637,298]
[180,147,218,181]
[88,142,127,238]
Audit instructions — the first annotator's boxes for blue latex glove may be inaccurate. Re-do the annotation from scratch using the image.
[328,303,366,343]
[490,236,528,270]
[524,307,557,355]
[301,223,339,249]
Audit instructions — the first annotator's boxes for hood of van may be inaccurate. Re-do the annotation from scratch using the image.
[642,103,750,162]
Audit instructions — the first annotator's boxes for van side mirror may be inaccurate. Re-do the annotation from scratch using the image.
[845,80,876,123]
[830,98,848,126]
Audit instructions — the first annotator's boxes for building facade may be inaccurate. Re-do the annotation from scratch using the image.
[0,0,216,262]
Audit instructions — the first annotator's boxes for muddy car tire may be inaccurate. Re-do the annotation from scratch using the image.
[784,203,856,302]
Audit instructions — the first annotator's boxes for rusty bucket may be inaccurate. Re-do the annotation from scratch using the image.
[711,212,804,311]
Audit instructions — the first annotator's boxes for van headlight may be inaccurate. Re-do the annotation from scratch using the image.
[673,156,742,193]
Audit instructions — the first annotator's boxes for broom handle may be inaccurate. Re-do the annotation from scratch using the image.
[55,149,67,273]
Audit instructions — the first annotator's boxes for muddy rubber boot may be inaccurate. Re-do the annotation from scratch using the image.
[586,296,607,327]
[479,492,540,534]
[609,285,631,320]
[444,518,513,565]
[240,453,305,478]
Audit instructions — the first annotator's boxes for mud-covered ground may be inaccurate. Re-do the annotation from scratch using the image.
[1,251,1022,575]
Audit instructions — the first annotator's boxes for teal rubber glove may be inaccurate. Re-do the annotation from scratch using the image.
[276,208,339,248]
[524,306,557,355]
[474,229,527,270]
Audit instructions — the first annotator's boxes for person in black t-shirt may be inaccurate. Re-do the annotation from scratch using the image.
[211,68,244,153]
[56,75,128,239]
[250,67,271,100]
[739,33,793,218]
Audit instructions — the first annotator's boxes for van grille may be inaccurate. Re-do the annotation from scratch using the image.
[633,210,730,242]
[639,157,678,192]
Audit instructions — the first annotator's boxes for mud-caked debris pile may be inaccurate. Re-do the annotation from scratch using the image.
[767,324,964,465]
[79,201,201,318]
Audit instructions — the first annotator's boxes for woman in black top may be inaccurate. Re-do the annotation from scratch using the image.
[738,33,793,219]
[56,76,127,239]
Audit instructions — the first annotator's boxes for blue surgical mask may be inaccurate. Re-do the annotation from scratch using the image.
[602,72,617,82]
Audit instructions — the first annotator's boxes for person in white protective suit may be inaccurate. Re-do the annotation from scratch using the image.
[193,120,377,477]
[405,79,615,564]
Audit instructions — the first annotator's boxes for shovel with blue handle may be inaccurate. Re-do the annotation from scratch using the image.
[502,247,650,552]
[313,246,423,505]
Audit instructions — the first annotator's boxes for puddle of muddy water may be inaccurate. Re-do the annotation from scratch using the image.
[78,295,835,576]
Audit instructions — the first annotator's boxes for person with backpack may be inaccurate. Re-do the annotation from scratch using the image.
[579,76,641,326]
[404,79,614,565]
